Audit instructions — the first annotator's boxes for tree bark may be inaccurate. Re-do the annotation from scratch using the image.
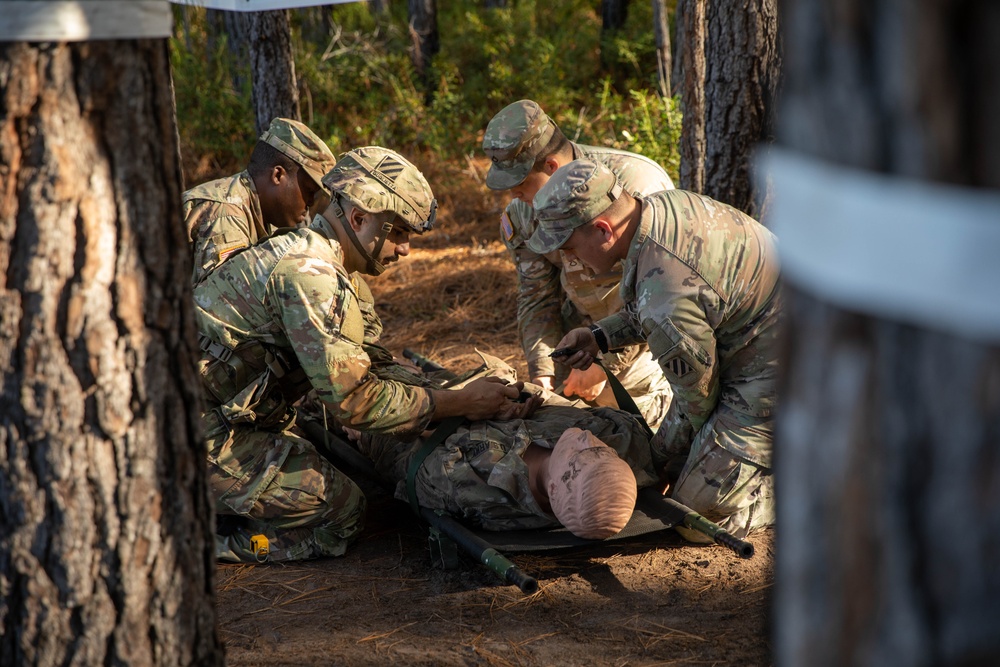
[0,40,223,666]
[774,2,1000,665]
[678,0,706,193]
[702,0,780,216]
[652,0,673,99]
[408,0,439,90]
[601,0,630,31]
[244,9,301,135]
[369,0,391,15]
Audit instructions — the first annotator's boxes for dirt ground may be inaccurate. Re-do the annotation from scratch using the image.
[211,157,775,666]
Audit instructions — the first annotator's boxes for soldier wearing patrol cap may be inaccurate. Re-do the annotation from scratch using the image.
[482,100,675,431]
[531,158,781,542]
[184,117,337,285]
[194,146,540,563]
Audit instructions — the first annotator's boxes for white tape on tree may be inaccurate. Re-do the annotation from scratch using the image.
[0,1,173,42]
[763,148,1000,343]
[170,0,359,11]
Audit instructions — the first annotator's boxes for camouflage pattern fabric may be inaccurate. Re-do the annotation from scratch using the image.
[482,100,557,190]
[194,221,440,562]
[259,117,337,192]
[206,415,366,563]
[184,170,265,286]
[183,118,335,286]
[593,188,781,536]
[498,143,674,428]
[356,404,662,532]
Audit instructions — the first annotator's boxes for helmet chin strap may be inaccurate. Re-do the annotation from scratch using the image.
[325,197,394,275]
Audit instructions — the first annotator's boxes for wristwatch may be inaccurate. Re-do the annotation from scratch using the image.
[588,324,609,354]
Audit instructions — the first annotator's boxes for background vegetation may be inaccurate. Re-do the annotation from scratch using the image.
[170,0,681,184]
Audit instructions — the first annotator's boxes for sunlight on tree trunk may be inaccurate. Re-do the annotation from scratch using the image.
[245,9,301,134]
[0,39,223,666]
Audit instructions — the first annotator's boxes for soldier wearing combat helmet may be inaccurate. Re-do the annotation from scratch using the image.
[532,158,781,543]
[194,147,540,564]
[482,100,675,431]
[184,117,337,285]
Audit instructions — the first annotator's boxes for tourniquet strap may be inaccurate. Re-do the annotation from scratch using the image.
[597,361,654,440]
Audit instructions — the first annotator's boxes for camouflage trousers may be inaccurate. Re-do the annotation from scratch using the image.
[658,404,774,542]
[204,412,366,563]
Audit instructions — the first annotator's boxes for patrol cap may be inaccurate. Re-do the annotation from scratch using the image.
[527,158,623,254]
[482,100,557,191]
[548,428,637,540]
[322,146,437,233]
[259,117,337,193]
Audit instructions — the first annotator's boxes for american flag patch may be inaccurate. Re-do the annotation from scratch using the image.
[217,241,248,263]
[500,212,514,241]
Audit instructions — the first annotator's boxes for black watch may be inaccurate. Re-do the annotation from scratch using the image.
[589,324,609,354]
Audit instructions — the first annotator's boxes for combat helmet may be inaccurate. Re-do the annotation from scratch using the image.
[318,146,437,275]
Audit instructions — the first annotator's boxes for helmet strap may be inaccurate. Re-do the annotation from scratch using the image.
[329,196,393,276]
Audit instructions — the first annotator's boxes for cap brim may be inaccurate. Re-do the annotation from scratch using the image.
[303,165,331,194]
[525,225,573,254]
[485,160,533,191]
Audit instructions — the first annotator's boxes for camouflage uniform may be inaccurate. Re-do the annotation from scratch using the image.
[195,147,437,563]
[483,100,674,429]
[357,405,662,531]
[531,159,780,540]
[184,118,336,286]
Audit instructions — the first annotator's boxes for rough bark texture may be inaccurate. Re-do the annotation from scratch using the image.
[408,0,440,87]
[0,41,223,666]
[245,10,301,136]
[368,0,391,15]
[775,2,1000,665]
[678,0,706,193]
[653,0,673,98]
[702,0,780,216]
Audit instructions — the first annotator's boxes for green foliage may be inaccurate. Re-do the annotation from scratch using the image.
[170,1,681,184]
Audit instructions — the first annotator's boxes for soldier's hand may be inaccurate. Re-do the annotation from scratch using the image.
[553,327,600,370]
[532,375,555,392]
[563,366,607,402]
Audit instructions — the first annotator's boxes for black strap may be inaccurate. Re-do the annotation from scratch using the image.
[597,361,654,440]
[405,416,466,514]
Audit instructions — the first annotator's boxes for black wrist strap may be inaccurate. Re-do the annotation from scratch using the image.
[589,324,609,354]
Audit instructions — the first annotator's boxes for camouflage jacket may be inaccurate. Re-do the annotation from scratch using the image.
[357,405,662,531]
[193,217,435,435]
[499,143,674,380]
[184,171,270,286]
[596,190,782,465]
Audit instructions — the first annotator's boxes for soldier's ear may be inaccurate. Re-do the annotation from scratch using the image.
[349,207,367,232]
[543,157,560,175]
[270,165,288,186]
[592,218,615,242]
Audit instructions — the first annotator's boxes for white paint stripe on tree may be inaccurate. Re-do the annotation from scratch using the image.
[761,148,1000,343]
[169,0,359,11]
[0,1,172,41]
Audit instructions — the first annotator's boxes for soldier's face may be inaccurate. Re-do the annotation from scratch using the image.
[356,214,411,268]
[509,169,550,206]
[560,223,615,273]
[265,166,321,228]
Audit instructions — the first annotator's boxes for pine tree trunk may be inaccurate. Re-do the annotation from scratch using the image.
[0,40,223,666]
[652,0,672,99]
[702,0,779,216]
[775,1,1000,665]
[678,0,706,193]
[408,0,439,87]
[245,9,301,135]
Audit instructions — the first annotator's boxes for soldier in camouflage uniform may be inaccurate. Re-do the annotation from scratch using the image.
[530,159,780,541]
[356,403,663,534]
[482,100,675,430]
[183,117,337,286]
[195,147,539,563]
